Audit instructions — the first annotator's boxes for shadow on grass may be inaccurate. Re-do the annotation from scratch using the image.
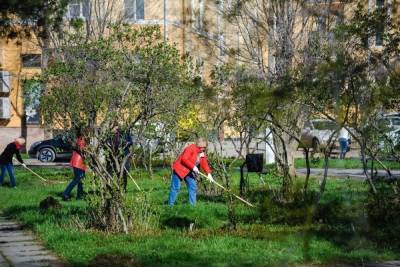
[88,253,143,267]
[161,216,196,230]
[197,193,226,203]
[87,250,275,267]
[2,202,88,228]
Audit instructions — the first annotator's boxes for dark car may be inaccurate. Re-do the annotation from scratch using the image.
[28,135,73,162]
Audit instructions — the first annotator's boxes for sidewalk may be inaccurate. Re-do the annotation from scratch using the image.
[0,216,64,267]
[296,168,400,179]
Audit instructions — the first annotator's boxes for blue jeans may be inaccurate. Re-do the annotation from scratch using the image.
[63,168,85,199]
[168,172,197,206]
[0,163,16,187]
[339,138,349,159]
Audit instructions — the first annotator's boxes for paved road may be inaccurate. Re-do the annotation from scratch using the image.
[0,217,63,267]
[296,168,400,179]
[363,262,400,267]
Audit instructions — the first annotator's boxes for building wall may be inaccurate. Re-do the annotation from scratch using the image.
[0,36,43,151]
[0,0,397,153]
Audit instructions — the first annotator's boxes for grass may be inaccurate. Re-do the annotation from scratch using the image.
[295,158,400,170]
[0,167,399,266]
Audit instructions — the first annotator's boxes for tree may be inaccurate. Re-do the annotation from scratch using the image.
[208,0,343,194]
[40,25,200,233]
[304,2,400,195]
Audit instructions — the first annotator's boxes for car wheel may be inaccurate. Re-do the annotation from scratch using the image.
[38,148,56,162]
[312,138,320,152]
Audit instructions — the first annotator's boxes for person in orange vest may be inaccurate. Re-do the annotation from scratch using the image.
[0,137,26,188]
[168,138,213,205]
[62,132,87,201]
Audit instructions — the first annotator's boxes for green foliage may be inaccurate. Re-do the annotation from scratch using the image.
[366,181,400,247]
[0,0,68,40]
[306,2,400,122]
[40,25,201,233]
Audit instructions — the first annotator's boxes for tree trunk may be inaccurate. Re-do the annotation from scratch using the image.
[273,131,294,194]
[303,148,311,194]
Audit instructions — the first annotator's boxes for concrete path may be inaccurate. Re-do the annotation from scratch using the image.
[296,168,400,179]
[363,262,400,267]
[0,216,64,267]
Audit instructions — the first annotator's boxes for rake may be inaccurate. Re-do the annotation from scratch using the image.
[14,159,66,184]
[198,172,255,208]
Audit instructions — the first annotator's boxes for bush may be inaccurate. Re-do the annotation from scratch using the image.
[366,181,400,248]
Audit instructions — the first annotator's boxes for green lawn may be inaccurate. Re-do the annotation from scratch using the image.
[0,167,398,266]
[295,158,400,170]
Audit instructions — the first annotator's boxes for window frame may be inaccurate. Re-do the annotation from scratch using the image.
[191,0,205,32]
[0,71,10,93]
[21,54,42,68]
[124,0,145,22]
[375,0,385,46]
[67,0,88,20]
[0,97,11,119]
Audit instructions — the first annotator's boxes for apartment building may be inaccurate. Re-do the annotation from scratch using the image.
[0,0,396,152]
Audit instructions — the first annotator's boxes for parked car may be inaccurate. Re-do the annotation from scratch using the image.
[378,113,400,131]
[28,135,73,162]
[378,122,400,149]
[299,119,341,152]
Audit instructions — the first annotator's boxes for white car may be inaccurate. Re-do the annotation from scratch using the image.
[299,119,340,152]
[377,115,400,150]
[378,113,400,131]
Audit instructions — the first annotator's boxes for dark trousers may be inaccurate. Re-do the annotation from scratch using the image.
[106,158,129,192]
[63,167,85,199]
[339,138,349,159]
[0,163,16,187]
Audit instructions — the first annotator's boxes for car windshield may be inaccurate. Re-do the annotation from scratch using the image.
[312,120,337,130]
[391,118,400,126]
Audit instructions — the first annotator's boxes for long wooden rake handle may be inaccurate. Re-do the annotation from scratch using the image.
[124,167,142,191]
[13,159,65,184]
[198,172,255,208]
[20,163,48,182]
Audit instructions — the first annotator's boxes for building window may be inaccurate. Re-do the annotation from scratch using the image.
[376,0,385,7]
[192,0,205,31]
[21,54,41,68]
[375,0,385,46]
[24,81,42,124]
[0,71,10,93]
[0,97,11,119]
[67,0,89,19]
[376,24,384,46]
[124,0,145,21]
[316,16,326,32]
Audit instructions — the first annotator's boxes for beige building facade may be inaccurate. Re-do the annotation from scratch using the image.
[0,0,397,152]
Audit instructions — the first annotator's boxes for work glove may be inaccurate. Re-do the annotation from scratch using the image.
[21,163,26,168]
[207,173,215,183]
[192,166,200,174]
[199,152,205,158]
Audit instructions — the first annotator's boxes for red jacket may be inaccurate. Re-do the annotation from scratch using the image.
[70,137,86,171]
[172,144,211,179]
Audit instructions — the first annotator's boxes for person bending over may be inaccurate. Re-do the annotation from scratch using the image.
[0,137,26,188]
[168,138,214,206]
